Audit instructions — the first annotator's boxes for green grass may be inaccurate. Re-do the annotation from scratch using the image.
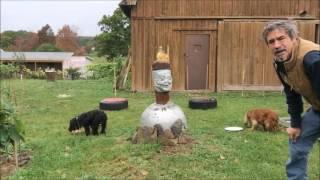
[2,79,319,179]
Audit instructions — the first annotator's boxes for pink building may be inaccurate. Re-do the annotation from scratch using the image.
[63,56,91,77]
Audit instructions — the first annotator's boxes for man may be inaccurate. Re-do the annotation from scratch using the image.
[262,20,320,179]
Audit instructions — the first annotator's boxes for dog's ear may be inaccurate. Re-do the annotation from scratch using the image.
[68,119,73,132]
[68,118,76,132]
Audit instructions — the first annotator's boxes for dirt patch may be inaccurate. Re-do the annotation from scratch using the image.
[107,157,149,179]
[159,143,195,154]
[0,151,32,178]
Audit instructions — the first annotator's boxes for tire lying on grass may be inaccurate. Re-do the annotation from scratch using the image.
[189,97,217,110]
[100,98,128,110]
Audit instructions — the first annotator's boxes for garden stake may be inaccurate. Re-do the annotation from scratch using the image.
[113,60,117,97]
[14,141,18,169]
[0,159,2,180]
[318,138,320,179]
[262,63,265,97]
[241,68,245,97]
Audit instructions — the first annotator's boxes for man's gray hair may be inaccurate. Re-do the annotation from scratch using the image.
[262,20,299,44]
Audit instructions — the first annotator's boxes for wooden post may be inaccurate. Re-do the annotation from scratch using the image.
[186,65,188,90]
[113,61,117,97]
[0,153,2,180]
[14,141,18,169]
[241,68,245,97]
[167,45,170,60]
[262,64,265,97]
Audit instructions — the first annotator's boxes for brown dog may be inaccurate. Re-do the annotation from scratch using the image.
[244,108,279,131]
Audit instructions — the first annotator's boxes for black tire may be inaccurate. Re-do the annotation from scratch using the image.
[100,98,128,110]
[189,97,217,110]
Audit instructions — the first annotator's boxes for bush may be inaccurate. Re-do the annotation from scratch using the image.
[65,67,81,80]
[86,55,127,80]
[56,70,63,80]
[29,67,46,79]
[0,64,18,79]
[0,85,24,154]
[35,43,62,52]
[87,63,113,79]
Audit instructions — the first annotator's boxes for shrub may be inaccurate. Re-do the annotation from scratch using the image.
[86,63,113,79]
[0,64,18,79]
[0,85,24,154]
[65,67,81,80]
[86,55,127,80]
[56,70,63,80]
[35,43,62,52]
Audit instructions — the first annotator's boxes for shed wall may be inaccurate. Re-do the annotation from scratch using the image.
[128,0,319,91]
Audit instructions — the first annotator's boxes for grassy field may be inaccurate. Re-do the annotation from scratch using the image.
[2,79,319,179]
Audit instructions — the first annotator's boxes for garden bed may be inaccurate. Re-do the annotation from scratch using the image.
[0,151,31,178]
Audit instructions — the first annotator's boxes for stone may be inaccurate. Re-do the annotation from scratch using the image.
[131,126,157,144]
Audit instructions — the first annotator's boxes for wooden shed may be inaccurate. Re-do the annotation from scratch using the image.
[120,0,320,92]
[0,51,73,71]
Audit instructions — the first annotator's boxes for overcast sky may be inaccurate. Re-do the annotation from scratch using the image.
[1,0,121,36]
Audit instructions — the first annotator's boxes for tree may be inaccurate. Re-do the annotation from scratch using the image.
[0,31,17,49]
[37,24,55,45]
[56,25,85,55]
[0,30,33,50]
[12,32,39,51]
[95,8,130,59]
[35,43,61,52]
[79,36,95,54]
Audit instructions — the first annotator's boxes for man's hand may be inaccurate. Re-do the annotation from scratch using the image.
[286,127,301,142]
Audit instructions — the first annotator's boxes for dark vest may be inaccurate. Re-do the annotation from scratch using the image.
[277,38,320,111]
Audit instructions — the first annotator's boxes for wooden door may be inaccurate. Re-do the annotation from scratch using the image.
[185,34,209,90]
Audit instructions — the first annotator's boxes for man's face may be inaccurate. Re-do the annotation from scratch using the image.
[266,28,297,61]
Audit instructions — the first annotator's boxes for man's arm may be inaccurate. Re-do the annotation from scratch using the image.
[283,84,303,128]
[274,65,303,128]
[303,50,320,100]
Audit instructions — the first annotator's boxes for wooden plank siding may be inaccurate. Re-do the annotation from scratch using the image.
[133,0,319,18]
[127,0,319,91]
[217,20,318,92]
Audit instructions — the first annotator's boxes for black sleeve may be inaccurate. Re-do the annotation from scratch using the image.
[283,85,303,128]
[303,50,320,100]
[274,69,303,128]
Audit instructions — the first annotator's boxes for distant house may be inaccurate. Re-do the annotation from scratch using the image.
[0,50,73,71]
[63,56,92,77]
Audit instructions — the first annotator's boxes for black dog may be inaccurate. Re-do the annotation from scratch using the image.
[68,110,107,136]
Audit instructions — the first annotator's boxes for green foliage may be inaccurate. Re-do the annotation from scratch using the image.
[86,63,114,79]
[79,36,95,53]
[0,85,24,152]
[4,80,319,179]
[0,30,29,50]
[0,31,17,49]
[0,63,63,80]
[29,67,46,79]
[0,64,19,79]
[37,24,55,45]
[35,43,61,52]
[65,67,81,80]
[56,70,63,80]
[95,8,130,58]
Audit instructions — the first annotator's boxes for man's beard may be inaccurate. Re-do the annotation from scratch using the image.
[274,52,292,63]
[275,57,286,62]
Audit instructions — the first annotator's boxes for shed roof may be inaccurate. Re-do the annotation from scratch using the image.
[0,51,73,62]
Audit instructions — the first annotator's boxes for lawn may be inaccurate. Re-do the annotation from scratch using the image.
[2,79,319,179]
